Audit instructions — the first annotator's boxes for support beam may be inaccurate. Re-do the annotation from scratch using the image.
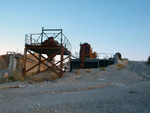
[23,48,27,76]
[23,28,71,78]
[55,56,70,65]
[59,47,64,78]
[68,55,71,71]
[80,45,85,68]
[38,53,41,73]
[25,57,49,73]
[25,50,61,74]
[41,54,61,71]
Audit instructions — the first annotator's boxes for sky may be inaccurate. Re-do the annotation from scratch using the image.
[0,0,149,61]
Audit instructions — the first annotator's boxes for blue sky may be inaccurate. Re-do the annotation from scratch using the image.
[0,0,149,61]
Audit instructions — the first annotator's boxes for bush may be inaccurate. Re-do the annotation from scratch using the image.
[8,76,15,81]
[75,70,80,75]
[51,73,59,80]
[116,63,124,70]
[100,67,106,71]
[86,69,92,73]
[148,56,150,65]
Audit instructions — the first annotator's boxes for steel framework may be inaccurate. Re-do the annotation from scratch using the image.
[23,27,71,78]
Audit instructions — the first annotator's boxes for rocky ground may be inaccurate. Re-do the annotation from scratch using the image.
[0,61,150,113]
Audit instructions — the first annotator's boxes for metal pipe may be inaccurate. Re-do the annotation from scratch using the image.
[43,29,62,31]
[41,27,44,43]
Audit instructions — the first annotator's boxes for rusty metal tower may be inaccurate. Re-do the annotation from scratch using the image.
[23,27,71,78]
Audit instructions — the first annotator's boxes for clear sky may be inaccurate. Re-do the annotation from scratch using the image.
[0,0,149,61]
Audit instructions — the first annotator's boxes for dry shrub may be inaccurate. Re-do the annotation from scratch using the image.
[118,59,128,66]
[28,72,59,82]
[19,76,25,81]
[100,67,106,71]
[116,63,124,70]
[32,76,46,82]
[12,71,25,81]
[0,71,21,84]
[0,78,6,84]
[86,69,92,73]
[75,70,80,75]
[51,72,59,80]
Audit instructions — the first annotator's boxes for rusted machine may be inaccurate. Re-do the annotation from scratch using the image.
[41,37,59,61]
[80,43,97,68]
[42,37,58,46]
[70,42,115,71]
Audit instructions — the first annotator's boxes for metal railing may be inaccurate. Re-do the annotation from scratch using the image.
[97,53,114,59]
[25,28,71,52]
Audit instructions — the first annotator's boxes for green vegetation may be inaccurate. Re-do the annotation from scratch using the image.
[8,76,15,81]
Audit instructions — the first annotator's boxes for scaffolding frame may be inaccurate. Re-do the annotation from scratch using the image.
[23,28,71,78]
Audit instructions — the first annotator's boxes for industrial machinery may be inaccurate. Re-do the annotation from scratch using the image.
[80,43,97,59]
[23,28,71,77]
[41,37,58,47]
[23,28,120,74]
[80,43,97,68]
[70,42,117,71]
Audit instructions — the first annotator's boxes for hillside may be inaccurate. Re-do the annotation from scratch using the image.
[0,61,150,113]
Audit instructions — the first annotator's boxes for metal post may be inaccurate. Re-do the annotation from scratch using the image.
[41,27,44,43]
[80,45,84,69]
[38,53,41,73]
[30,34,32,45]
[68,54,71,72]
[23,48,27,76]
[98,60,100,68]
[61,30,63,46]
[60,47,64,78]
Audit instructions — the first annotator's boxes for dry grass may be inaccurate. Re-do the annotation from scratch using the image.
[11,71,59,83]
[32,76,46,82]
[0,71,21,84]
[19,76,25,81]
[12,71,25,81]
[75,70,80,75]
[116,63,124,70]
[86,69,92,73]
[51,72,59,80]
[28,72,59,83]
[100,67,106,71]
[0,70,59,83]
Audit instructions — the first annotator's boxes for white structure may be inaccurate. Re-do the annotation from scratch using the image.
[7,52,17,71]
[114,52,121,64]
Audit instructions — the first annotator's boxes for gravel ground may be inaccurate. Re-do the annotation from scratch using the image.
[0,61,150,113]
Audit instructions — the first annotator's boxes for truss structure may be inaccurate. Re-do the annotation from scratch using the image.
[23,28,71,78]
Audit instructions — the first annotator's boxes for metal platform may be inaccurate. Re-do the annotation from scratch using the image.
[23,28,71,78]
[25,45,70,55]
